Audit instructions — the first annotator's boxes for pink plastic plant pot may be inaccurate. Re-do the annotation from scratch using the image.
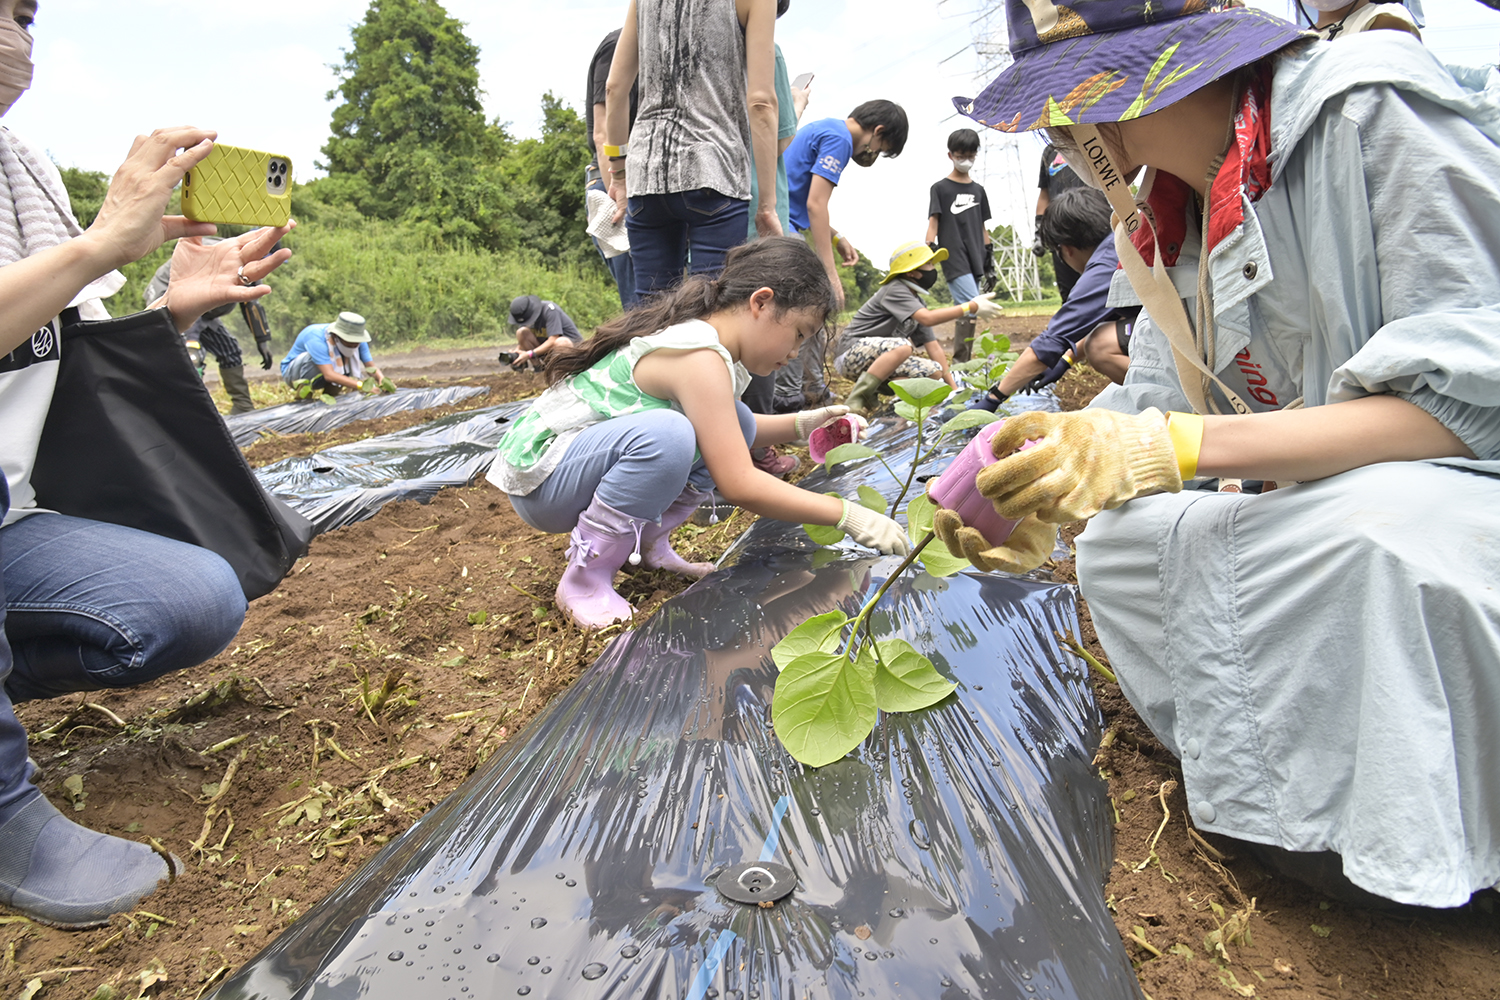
[808,415,863,465]
[926,421,1024,548]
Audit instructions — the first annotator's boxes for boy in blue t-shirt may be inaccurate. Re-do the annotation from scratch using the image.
[281,311,393,395]
[783,99,908,312]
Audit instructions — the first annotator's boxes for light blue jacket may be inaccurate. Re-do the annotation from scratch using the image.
[1096,33,1500,469]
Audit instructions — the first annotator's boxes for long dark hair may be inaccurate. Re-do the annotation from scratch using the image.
[545,236,834,383]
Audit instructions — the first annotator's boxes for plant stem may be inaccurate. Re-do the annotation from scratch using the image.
[890,408,925,513]
[840,532,935,656]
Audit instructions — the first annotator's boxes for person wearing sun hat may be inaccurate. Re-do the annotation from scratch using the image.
[937,0,1500,908]
[280,311,394,396]
[833,241,1001,414]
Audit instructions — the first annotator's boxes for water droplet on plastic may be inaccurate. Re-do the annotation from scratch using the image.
[620,945,640,959]
[541,966,551,974]
[516,989,531,997]
[530,917,547,929]
[486,955,500,963]
[909,819,931,850]
[888,907,904,918]
[929,938,939,945]
[434,886,445,893]
[388,951,404,961]
[385,916,398,926]
[941,979,953,987]
[582,962,609,980]
[526,956,539,966]
[566,878,577,887]
[864,951,878,961]
[810,808,820,816]
[1021,972,1032,981]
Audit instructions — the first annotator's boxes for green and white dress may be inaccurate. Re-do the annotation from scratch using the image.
[486,319,751,497]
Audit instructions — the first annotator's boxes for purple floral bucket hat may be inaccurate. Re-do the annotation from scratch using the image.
[953,0,1308,132]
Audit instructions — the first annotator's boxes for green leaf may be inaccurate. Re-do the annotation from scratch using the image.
[873,639,956,712]
[906,491,937,535]
[318,395,336,406]
[805,491,847,545]
[919,545,972,578]
[938,409,1001,436]
[893,401,921,422]
[771,610,850,671]
[822,442,879,471]
[890,377,945,407]
[856,485,887,515]
[772,649,878,767]
[803,522,845,545]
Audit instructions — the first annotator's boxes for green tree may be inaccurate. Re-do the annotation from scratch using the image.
[322,0,514,248]
[501,92,593,266]
[58,167,109,227]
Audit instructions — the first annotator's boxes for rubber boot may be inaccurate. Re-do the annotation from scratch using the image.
[845,371,883,416]
[221,364,255,414]
[952,313,976,363]
[0,791,180,928]
[555,496,648,629]
[639,487,716,578]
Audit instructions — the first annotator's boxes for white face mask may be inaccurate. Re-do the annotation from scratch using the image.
[1304,0,1358,10]
[953,158,975,174]
[0,19,33,118]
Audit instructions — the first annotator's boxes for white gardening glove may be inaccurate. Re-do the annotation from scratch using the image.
[966,292,1003,321]
[793,405,861,443]
[838,499,911,556]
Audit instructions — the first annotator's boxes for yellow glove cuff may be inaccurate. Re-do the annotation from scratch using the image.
[1165,412,1205,482]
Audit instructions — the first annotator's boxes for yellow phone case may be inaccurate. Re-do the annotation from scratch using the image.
[181,144,292,227]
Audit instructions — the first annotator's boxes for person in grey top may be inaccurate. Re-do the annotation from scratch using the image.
[602,0,784,300]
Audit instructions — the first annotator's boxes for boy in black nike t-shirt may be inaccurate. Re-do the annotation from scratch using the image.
[926,129,993,359]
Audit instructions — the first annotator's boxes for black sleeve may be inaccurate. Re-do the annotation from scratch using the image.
[1038,147,1053,190]
[928,181,943,220]
[590,35,615,110]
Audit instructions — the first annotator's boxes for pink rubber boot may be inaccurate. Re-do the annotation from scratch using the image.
[639,487,716,578]
[556,497,648,628]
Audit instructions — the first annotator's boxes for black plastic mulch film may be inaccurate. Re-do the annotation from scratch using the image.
[223,385,491,447]
[225,398,1141,1000]
[253,400,530,535]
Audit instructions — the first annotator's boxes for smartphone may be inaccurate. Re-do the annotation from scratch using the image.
[792,71,814,90]
[182,144,293,227]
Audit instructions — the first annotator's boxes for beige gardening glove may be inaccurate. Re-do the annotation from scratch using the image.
[966,292,1003,321]
[792,405,860,443]
[977,408,1182,523]
[933,509,1058,574]
[838,500,911,557]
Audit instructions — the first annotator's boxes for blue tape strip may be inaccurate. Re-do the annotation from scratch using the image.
[686,929,737,1000]
[687,795,791,999]
[759,795,791,862]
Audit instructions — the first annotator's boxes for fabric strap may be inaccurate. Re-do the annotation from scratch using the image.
[1069,124,1252,416]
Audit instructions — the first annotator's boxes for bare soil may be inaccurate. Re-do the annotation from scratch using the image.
[5,326,1496,999]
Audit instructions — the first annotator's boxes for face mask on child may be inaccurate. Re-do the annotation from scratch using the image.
[953,158,975,174]
[912,269,939,290]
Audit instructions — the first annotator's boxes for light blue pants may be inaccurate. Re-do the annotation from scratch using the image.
[509,403,757,533]
[947,272,979,305]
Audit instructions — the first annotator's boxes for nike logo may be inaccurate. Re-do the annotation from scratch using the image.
[949,194,980,214]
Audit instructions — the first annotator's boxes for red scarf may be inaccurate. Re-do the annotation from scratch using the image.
[1129,64,1274,268]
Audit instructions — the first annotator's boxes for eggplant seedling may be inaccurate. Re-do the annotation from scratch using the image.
[772,366,1015,767]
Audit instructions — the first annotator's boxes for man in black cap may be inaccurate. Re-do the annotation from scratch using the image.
[500,295,584,371]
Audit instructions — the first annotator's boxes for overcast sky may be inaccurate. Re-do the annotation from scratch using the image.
[13,0,1500,277]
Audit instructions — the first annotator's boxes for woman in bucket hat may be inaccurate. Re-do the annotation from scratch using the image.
[940,0,1500,907]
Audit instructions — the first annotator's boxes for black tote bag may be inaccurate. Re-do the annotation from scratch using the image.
[30,307,312,600]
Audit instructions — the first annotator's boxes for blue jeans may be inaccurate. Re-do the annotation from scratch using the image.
[627,190,750,300]
[587,178,638,310]
[0,483,36,822]
[509,403,757,532]
[947,272,980,305]
[0,513,246,702]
